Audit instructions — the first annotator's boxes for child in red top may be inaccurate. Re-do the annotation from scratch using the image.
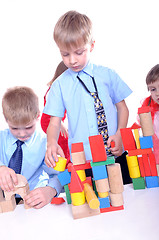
[138,64,159,164]
[41,61,70,164]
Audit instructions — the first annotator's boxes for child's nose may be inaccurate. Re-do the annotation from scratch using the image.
[18,129,26,137]
[69,55,76,65]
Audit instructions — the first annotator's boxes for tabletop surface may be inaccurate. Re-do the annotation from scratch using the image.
[0,184,159,240]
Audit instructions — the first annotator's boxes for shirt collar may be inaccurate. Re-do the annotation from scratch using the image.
[68,61,94,80]
[10,130,37,147]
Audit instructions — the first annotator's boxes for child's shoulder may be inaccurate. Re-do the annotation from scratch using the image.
[92,63,117,76]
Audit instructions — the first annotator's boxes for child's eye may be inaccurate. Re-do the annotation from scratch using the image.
[26,126,33,130]
[76,50,84,55]
[150,88,156,92]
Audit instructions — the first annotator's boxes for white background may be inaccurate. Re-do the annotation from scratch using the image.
[0,0,159,130]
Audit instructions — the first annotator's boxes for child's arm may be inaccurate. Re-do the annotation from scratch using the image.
[45,116,65,168]
[107,100,129,156]
[0,166,18,191]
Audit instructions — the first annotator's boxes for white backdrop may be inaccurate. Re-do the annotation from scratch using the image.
[0,0,159,130]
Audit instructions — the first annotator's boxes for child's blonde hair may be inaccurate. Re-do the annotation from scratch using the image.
[2,86,39,125]
[53,10,93,49]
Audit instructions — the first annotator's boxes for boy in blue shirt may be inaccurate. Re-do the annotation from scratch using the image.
[44,11,132,184]
[0,86,62,208]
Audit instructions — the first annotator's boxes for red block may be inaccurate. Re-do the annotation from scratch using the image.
[148,153,158,176]
[67,160,91,172]
[120,128,136,151]
[71,142,84,153]
[89,135,107,162]
[51,197,65,205]
[138,156,145,177]
[128,148,152,156]
[142,154,151,176]
[69,166,84,193]
[100,205,124,213]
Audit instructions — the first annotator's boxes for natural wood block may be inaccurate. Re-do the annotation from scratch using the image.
[72,202,100,219]
[95,178,110,192]
[107,163,124,193]
[109,192,124,207]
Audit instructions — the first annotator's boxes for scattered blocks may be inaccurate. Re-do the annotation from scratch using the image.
[145,176,159,188]
[132,177,145,190]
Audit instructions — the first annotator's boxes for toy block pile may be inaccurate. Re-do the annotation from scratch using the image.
[57,134,124,219]
[120,106,159,190]
[0,174,30,213]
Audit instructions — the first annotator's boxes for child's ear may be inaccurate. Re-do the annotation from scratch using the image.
[90,40,95,52]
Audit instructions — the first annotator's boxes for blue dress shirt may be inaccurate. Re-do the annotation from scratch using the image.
[43,62,132,160]
[0,128,62,195]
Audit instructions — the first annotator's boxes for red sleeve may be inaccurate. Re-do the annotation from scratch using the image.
[40,113,51,133]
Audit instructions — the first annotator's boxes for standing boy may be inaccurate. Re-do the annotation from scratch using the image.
[0,86,62,208]
[44,11,132,183]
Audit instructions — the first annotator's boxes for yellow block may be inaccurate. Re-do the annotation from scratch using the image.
[53,157,67,171]
[76,170,86,182]
[129,166,141,178]
[98,192,109,198]
[71,191,85,206]
[84,183,100,209]
[126,155,138,168]
[133,129,141,149]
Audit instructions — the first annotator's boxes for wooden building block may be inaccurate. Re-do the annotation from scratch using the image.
[71,191,85,206]
[126,155,138,168]
[58,169,71,186]
[91,156,115,167]
[139,136,153,149]
[148,153,158,176]
[64,185,71,204]
[95,178,110,193]
[89,135,107,162]
[72,202,100,219]
[67,160,91,172]
[0,195,16,213]
[138,107,154,136]
[120,128,136,151]
[132,177,145,190]
[98,196,110,209]
[128,148,152,156]
[156,165,159,176]
[71,152,86,165]
[71,142,84,153]
[133,128,141,149]
[109,192,124,207]
[69,166,84,193]
[100,205,124,213]
[84,183,100,209]
[142,154,151,176]
[92,165,108,180]
[145,176,159,188]
[76,170,86,182]
[107,163,124,193]
[138,156,145,177]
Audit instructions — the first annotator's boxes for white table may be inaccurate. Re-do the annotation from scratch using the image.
[0,184,158,240]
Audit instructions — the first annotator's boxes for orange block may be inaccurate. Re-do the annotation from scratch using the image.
[89,135,107,162]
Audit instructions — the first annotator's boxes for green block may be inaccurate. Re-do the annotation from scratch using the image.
[132,177,145,190]
[90,156,115,167]
[92,178,98,197]
[64,184,71,204]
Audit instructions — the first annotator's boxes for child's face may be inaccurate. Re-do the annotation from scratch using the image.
[7,119,37,141]
[148,79,159,104]
[59,42,94,72]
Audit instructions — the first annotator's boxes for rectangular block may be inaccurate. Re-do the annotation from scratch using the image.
[72,203,100,219]
[138,156,145,177]
[92,165,108,180]
[89,135,107,162]
[100,205,124,213]
[145,176,159,188]
[120,128,136,151]
[142,154,151,176]
[139,136,153,149]
[132,177,145,190]
[58,169,71,186]
[98,196,110,209]
[148,153,158,176]
[91,156,115,167]
[128,148,152,156]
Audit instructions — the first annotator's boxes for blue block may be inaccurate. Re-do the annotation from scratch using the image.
[145,176,159,188]
[92,165,108,180]
[139,136,153,149]
[58,169,71,186]
[98,197,110,209]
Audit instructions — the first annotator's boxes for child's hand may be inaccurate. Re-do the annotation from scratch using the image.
[45,142,65,168]
[60,122,68,138]
[0,166,18,192]
[107,132,123,157]
[24,186,57,209]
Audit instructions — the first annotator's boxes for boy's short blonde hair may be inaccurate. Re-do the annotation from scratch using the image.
[2,86,39,125]
[54,10,93,49]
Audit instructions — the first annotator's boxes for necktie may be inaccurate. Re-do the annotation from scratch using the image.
[8,140,24,174]
[77,75,112,156]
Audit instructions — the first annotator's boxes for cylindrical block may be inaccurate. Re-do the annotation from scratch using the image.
[129,166,141,178]
[98,192,109,198]
[84,183,100,209]
[109,192,124,207]
[53,157,67,171]
[71,191,85,206]
[126,155,138,168]
[76,170,86,182]
[139,112,154,136]
[107,163,124,193]
[95,178,110,192]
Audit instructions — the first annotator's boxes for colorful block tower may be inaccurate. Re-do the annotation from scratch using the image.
[58,134,124,219]
[120,106,159,190]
